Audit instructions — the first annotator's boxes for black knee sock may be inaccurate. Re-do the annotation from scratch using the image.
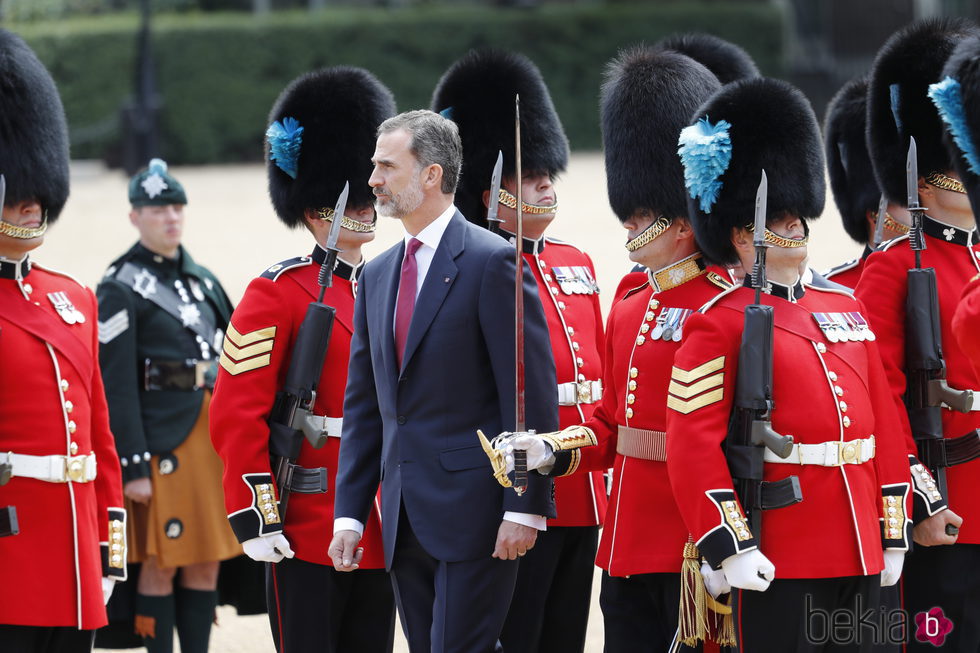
[175,587,218,653]
[134,593,175,653]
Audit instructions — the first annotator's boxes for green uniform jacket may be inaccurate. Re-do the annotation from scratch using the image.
[97,242,233,482]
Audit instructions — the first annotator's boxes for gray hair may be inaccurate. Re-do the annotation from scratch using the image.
[378,110,461,194]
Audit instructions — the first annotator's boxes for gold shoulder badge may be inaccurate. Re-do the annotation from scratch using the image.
[706,272,732,290]
[219,323,276,375]
[667,356,725,414]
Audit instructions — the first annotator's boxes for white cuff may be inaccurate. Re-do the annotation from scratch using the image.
[333,517,364,536]
[504,511,547,531]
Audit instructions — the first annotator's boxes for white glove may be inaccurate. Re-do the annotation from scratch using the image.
[102,577,115,605]
[701,561,731,598]
[720,549,775,592]
[881,550,905,587]
[499,434,556,474]
[242,533,295,563]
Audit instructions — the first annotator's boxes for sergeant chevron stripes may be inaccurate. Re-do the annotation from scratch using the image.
[667,355,725,414]
[219,324,276,375]
[98,309,129,344]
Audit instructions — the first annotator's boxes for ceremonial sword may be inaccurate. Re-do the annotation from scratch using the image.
[512,94,529,494]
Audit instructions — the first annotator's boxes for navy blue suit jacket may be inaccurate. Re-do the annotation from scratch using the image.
[335,210,558,568]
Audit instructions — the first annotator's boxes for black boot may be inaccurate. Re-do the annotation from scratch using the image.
[175,587,218,653]
[134,593,175,653]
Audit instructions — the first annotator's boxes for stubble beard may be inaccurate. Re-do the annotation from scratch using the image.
[375,176,424,220]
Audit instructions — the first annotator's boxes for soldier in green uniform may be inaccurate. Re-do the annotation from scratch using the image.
[97,159,240,653]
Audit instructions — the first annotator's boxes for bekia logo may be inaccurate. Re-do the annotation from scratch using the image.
[914,607,953,647]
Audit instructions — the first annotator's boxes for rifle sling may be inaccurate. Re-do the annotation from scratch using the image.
[917,430,980,468]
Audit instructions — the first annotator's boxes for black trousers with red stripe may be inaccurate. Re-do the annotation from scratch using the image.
[733,575,883,653]
[266,556,395,653]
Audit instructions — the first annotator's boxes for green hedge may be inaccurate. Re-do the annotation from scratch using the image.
[15,4,783,164]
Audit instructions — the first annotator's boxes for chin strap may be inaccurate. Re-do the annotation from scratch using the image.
[0,212,48,240]
[315,207,375,233]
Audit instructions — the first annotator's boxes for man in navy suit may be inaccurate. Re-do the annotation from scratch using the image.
[328,110,558,652]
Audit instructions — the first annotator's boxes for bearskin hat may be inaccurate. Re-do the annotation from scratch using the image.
[266,66,396,228]
[600,47,721,223]
[655,32,759,85]
[931,34,980,221]
[679,78,825,265]
[430,49,569,228]
[867,18,979,206]
[825,76,879,244]
[0,29,69,222]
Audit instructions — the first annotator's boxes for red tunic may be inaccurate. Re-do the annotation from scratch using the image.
[0,260,125,629]
[523,236,606,527]
[580,261,732,576]
[953,273,980,377]
[209,252,384,568]
[823,256,866,290]
[666,283,911,579]
[856,223,980,542]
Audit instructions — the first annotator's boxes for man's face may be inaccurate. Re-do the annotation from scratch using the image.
[0,199,45,257]
[496,172,557,237]
[130,203,184,257]
[763,212,808,268]
[370,129,425,220]
[622,209,678,270]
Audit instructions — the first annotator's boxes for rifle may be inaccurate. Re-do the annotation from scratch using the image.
[269,182,349,519]
[0,461,18,538]
[902,139,975,503]
[725,171,801,534]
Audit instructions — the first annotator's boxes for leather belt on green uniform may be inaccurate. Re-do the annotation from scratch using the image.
[764,435,875,466]
[0,452,97,483]
[144,358,214,391]
[558,380,603,406]
[616,426,666,462]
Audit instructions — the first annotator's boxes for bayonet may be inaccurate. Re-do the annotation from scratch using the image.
[873,194,888,248]
[0,175,6,210]
[907,138,927,261]
[751,170,769,302]
[317,181,349,302]
[486,151,504,232]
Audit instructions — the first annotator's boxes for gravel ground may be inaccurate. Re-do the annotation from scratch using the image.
[59,153,859,652]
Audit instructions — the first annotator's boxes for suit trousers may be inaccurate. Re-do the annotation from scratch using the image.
[391,505,519,653]
[499,525,597,653]
[266,556,395,653]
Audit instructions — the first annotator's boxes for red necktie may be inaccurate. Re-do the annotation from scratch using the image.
[395,238,423,366]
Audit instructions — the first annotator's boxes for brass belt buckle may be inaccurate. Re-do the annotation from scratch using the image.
[576,381,592,405]
[840,441,859,465]
[65,455,86,483]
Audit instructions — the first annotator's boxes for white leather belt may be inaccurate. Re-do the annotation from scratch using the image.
[557,380,603,406]
[305,415,343,439]
[764,436,875,466]
[0,452,97,483]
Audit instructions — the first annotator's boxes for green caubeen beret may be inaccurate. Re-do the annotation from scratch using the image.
[128,158,188,207]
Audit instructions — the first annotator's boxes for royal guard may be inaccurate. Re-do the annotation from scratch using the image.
[858,19,980,652]
[940,35,980,378]
[97,159,240,653]
[209,67,397,653]
[822,76,910,289]
[660,77,913,652]
[0,29,126,652]
[485,47,731,651]
[430,49,605,653]
[609,32,759,304]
